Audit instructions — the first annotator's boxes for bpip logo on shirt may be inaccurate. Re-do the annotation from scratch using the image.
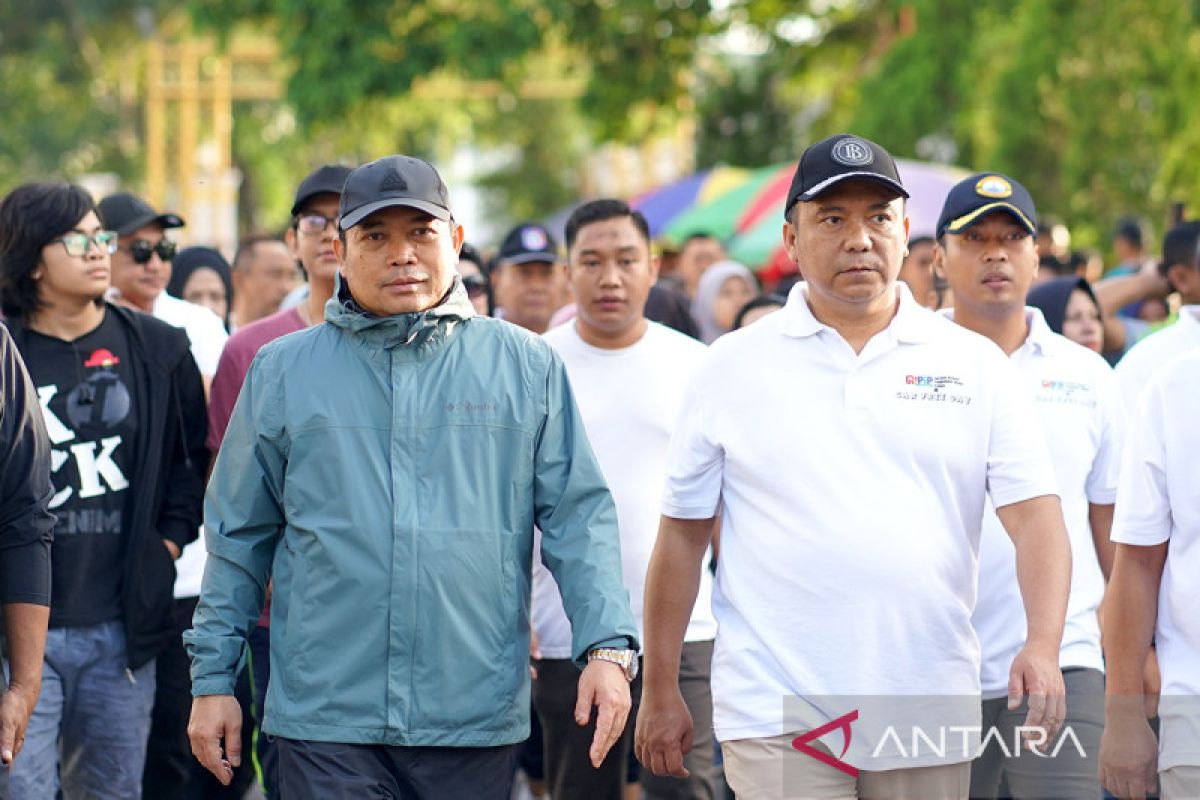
[1037,379,1096,407]
[896,375,971,404]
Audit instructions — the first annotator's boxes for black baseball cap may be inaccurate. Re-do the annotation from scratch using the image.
[784,134,908,216]
[291,164,353,216]
[98,192,185,235]
[339,155,452,230]
[936,173,1038,239]
[498,223,559,265]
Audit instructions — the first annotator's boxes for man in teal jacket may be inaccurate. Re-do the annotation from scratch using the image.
[186,155,639,799]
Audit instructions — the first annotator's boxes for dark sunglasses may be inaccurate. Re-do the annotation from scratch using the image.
[462,275,489,298]
[128,238,177,264]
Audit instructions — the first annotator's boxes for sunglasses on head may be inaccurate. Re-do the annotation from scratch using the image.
[128,238,177,264]
[49,231,118,257]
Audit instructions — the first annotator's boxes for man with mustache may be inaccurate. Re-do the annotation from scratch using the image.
[186,156,637,799]
[935,173,1124,799]
[637,136,1071,799]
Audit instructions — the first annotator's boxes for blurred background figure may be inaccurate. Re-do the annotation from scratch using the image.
[898,235,937,308]
[167,246,234,331]
[456,241,493,317]
[674,232,726,299]
[491,223,565,334]
[1028,276,1105,353]
[1110,216,1149,275]
[692,260,756,344]
[732,293,786,331]
[229,235,295,330]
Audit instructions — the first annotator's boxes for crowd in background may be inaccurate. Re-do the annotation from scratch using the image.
[0,142,1197,800]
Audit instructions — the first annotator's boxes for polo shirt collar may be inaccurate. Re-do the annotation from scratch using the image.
[1021,307,1056,355]
[779,281,940,344]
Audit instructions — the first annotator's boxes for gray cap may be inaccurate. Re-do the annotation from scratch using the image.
[338,155,451,230]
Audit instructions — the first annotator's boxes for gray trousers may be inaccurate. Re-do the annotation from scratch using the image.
[969,667,1105,800]
[533,639,718,800]
[275,737,519,800]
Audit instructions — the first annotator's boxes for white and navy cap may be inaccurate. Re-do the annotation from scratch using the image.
[784,134,909,216]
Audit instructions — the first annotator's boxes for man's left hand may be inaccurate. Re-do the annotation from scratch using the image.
[575,660,631,768]
[1008,643,1066,752]
[163,538,181,560]
[0,683,37,764]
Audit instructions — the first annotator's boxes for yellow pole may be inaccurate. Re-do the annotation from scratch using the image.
[177,40,199,236]
[145,41,167,207]
[211,51,234,253]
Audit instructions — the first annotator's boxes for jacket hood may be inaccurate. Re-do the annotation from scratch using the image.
[325,272,476,349]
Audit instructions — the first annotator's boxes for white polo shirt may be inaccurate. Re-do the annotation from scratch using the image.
[531,321,717,658]
[1112,350,1200,772]
[662,282,1058,769]
[152,291,229,379]
[948,308,1122,698]
[1114,305,1200,415]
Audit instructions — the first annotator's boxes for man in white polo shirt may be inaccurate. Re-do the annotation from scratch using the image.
[1100,350,1200,800]
[935,172,1123,799]
[1113,223,1200,414]
[531,198,719,799]
[636,134,1072,799]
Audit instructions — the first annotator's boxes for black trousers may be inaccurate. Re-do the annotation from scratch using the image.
[533,639,718,800]
[276,737,519,800]
[142,596,256,800]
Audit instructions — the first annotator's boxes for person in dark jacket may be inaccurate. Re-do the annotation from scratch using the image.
[0,182,207,799]
[0,325,54,788]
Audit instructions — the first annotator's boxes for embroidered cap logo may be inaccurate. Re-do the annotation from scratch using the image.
[831,138,874,167]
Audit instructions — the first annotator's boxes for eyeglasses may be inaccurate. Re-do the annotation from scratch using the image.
[297,214,337,235]
[127,238,177,264]
[48,231,118,257]
[462,275,489,298]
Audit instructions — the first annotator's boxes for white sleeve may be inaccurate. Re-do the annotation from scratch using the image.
[1111,380,1171,546]
[1085,364,1123,505]
[661,365,723,520]
[188,308,229,378]
[984,353,1059,509]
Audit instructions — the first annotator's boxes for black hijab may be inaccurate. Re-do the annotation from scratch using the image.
[166,246,234,328]
[1027,276,1099,335]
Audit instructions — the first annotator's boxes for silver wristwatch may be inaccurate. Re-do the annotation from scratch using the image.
[587,647,638,682]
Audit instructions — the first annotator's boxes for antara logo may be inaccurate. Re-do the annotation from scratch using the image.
[791,710,860,778]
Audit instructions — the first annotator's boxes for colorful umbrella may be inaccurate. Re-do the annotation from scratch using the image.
[631,166,750,237]
[727,159,970,278]
[662,163,792,244]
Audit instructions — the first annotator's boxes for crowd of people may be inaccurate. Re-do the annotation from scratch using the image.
[0,132,1195,800]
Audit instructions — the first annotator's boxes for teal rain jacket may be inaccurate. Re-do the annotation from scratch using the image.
[186,278,637,746]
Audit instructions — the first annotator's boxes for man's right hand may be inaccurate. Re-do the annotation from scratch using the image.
[188,694,242,786]
[1099,707,1158,800]
[635,684,693,779]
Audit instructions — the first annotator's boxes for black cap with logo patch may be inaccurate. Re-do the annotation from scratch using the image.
[97,193,185,236]
[338,155,452,230]
[936,172,1038,239]
[291,164,353,216]
[497,223,559,265]
[784,134,909,216]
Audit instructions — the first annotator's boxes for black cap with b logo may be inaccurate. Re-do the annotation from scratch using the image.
[338,155,452,230]
[784,134,909,217]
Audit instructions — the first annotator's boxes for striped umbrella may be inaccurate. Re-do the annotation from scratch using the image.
[630,166,750,237]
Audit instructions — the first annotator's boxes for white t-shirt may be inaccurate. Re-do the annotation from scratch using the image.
[949,309,1122,698]
[1111,350,1200,772]
[152,291,229,379]
[531,322,717,659]
[152,292,228,597]
[1114,305,1200,414]
[662,283,1059,769]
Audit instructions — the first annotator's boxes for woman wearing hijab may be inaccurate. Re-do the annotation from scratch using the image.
[692,260,757,344]
[167,246,235,331]
[1027,275,1104,353]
